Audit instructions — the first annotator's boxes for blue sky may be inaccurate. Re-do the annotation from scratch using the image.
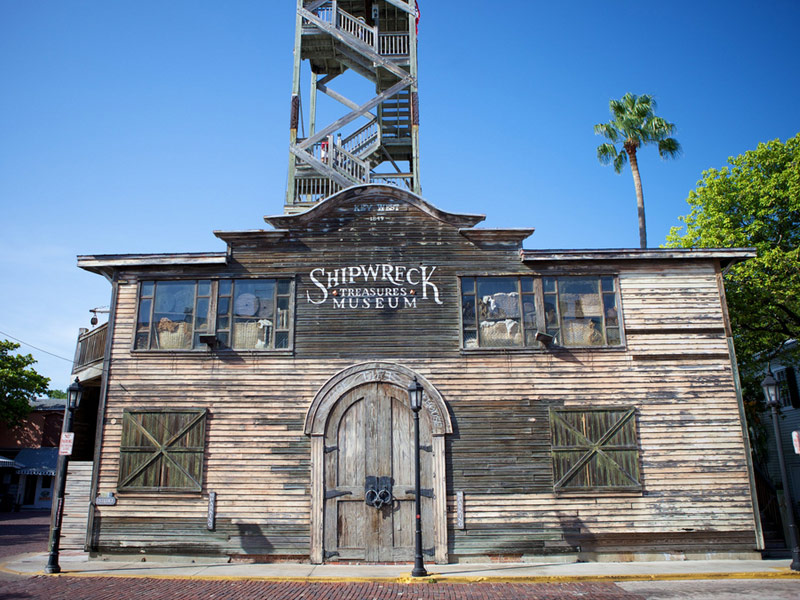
[1,0,799,389]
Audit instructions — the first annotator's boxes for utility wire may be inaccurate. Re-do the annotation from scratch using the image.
[0,329,74,363]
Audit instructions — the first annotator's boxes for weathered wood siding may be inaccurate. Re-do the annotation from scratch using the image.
[60,461,92,550]
[88,190,757,559]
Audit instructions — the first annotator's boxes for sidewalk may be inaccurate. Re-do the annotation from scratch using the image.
[3,551,800,583]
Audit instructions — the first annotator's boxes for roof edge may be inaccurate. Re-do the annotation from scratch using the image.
[265,184,486,229]
[520,247,756,267]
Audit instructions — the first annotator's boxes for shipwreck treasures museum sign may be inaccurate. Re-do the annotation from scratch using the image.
[306,263,442,309]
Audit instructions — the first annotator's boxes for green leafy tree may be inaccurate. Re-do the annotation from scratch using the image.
[0,340,51,427]
[49,389,68,399]
[666,134,800,450]
[595,93,681,248]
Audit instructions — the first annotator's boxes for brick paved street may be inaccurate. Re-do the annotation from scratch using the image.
[0,511,49,560]
[0,577,646,600]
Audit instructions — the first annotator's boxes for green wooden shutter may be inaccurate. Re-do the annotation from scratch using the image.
[550,408,641,492]
[119,409,207,492]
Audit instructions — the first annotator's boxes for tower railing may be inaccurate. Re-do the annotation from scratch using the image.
[379,32,410,57]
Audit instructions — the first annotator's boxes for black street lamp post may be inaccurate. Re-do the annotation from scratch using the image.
[45,378,82,575]
[761,373,800,571]
[407,376,428,578]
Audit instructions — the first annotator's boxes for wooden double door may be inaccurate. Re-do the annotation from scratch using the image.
[323,382,433,561]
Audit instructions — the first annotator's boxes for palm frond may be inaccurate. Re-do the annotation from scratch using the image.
[613,151,627,174]
[658,137,682,159]
[594,122,620,143]
[597,143,619,165]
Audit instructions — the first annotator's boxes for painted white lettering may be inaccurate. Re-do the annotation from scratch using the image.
[307,268,328,305]
[388,297,399,309]
[333,298,345,309]
[363,264,380,281]
[404,297,417,309]
[375,297,385,309]
[348,266,362,284]
[406,268,420,285]
[421,266,442,304]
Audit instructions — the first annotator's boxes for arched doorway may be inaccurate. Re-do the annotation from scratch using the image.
[305,362,451,564]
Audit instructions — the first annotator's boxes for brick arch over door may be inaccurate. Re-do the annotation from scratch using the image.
[305,362,452,564]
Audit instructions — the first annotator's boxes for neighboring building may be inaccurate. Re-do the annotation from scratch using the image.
[0,397,64,511]
[71,186,761,563]
[760,343,800,536]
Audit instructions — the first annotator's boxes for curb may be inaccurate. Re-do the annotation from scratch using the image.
[6,569,799,584]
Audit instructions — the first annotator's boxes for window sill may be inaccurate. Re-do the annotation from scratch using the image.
[460,346,627,355]
[131,348,294,356]
[554,488,643,498]
[115,489,204,496]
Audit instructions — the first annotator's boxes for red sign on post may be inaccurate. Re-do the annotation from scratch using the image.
[59,432,75,456]
[793,430,800,455]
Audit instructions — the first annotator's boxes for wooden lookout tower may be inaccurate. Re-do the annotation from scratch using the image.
[286,1,420,214]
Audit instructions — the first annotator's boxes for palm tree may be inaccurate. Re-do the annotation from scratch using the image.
[595,93,681,248]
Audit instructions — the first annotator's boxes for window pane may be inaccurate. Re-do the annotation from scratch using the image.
[463,330,477,349]
[135,298,152,349]
[198,280,211,296]
[601,276,615,293]
[607,327,621,346]
[195,298,210,331]
[275,332,289,349]
[477,278,521,347]
[522,295,536,327]
[543,277,556,293]
[603,294,619,326]
[461,277,475,294]
[558,277,601,318]
[462,295,476,327]
[218,280,232,296]
[141,281,154,297]
[562,316,605,347]
[520,277,533,293]
[277,279,291,295]
[153,282,195,349]
[232,280,277,349]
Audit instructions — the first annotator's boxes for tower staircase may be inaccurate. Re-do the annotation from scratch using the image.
[286,0,420,213]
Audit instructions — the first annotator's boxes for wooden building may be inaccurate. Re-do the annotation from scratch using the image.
[74,185,762,562]
[67,1,762,563]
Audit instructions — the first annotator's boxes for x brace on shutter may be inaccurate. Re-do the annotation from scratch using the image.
[553,409,637,489]
[119,411,205,489]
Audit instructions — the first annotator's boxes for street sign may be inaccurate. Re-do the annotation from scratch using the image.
[59,432,75,456]
[792,430,800,455]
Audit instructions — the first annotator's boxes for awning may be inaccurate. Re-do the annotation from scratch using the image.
[0,456,23,469]
[13,448,58,477]
[17,467,56,476]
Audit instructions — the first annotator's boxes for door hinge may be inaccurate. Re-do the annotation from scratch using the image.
[405,488,434,498]
[423,547,435,557]
[420,445,432,453]
[324,445,338,453]
[325,489,353,499]
[324,551,340,559]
